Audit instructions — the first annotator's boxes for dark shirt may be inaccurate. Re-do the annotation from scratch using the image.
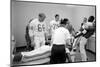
[25,25,31,44]
[83,26,95,38]
[26,25,29,35]
[82,22,95,39]
[75,22,95,39]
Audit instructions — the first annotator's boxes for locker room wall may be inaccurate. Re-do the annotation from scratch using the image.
[11,1,95,47]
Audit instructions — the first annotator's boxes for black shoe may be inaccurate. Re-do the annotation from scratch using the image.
[87,58,88,61]
[13,52,22,63]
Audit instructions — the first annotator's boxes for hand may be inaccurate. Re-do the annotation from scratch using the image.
[70,36,74,44]
[82,29,87,34]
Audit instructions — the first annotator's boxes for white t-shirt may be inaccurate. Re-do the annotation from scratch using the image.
[52,27,71,45]
[29,19,46,37]
[49,20,60,35]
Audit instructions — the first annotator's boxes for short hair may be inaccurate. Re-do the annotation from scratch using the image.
[60,18,69,25]
[88,16,94,22]
[83,17,87,21]
[63,18,69,22]
[39,13,46,18]
[55,14,59,18]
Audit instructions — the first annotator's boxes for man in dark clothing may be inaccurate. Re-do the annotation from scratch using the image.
[79,16,95,61]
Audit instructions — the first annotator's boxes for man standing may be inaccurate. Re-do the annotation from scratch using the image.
[29,13,47,49]
[79,16,95,61]
[71,17,88,62]
[50,18,71,64]
[49,14,60,44]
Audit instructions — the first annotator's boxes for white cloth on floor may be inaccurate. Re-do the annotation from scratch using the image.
[22,45,52,57]
[22,45,70,57]
[21,45,70,63]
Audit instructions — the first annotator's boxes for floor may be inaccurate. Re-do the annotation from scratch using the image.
[70,49,96,62]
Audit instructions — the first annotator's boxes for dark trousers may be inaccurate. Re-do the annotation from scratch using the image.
[50,44,66,64]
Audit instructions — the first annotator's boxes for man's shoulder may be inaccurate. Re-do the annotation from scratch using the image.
[56,27,70,34]
[63,27,69,30]
[56,27,67,31]
[86,22,93,24]
[62,27,70,33]
[50,20,55,24]
[85,22,93,27]
[32,18,38,22]
[30,18,39,24]
[29,18,34,23]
